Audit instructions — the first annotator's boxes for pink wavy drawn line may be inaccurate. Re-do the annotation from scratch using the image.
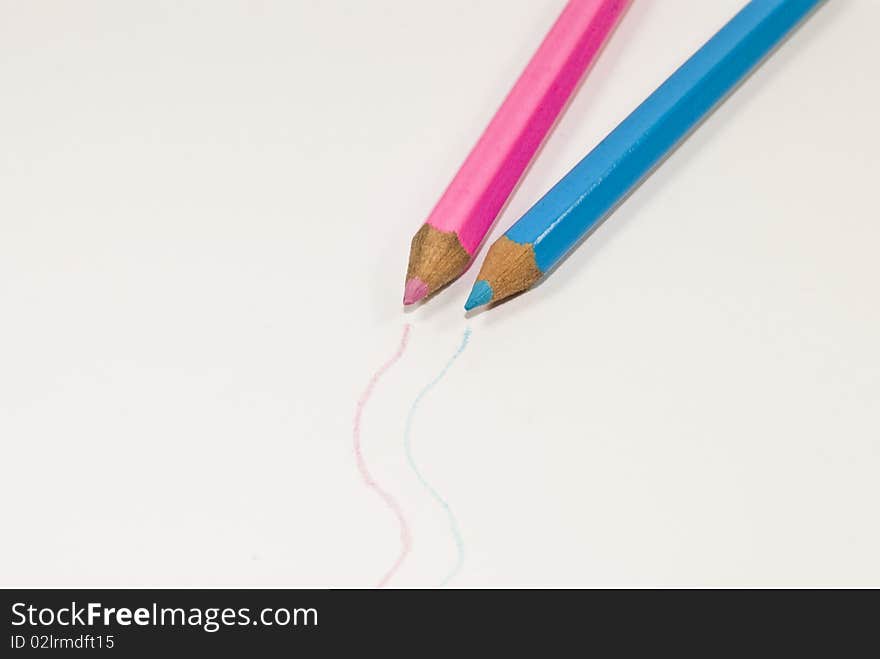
[353,324,412,588]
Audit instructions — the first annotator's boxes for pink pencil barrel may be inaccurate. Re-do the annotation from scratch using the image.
[403,0,628,306]
[427,0,629,255]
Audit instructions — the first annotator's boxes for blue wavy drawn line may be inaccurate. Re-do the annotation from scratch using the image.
[404,327,472,586]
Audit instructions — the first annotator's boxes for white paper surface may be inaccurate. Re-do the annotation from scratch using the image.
[1,0,878,587]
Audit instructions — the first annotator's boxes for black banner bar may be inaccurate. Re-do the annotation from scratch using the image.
[1,588,874,654]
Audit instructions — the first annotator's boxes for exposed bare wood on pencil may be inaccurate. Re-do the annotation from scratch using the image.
[404,224,471,302]
[475,236,542,304]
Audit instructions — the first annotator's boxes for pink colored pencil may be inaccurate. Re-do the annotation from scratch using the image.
[403,0,628,305]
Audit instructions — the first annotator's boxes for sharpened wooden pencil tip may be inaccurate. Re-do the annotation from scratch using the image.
[404,224,471,303]
[470,236,542,308]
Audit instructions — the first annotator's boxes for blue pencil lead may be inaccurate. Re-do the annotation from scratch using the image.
[464,280,493,310]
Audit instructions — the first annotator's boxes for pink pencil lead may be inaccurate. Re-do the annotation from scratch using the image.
[403,277,429,305]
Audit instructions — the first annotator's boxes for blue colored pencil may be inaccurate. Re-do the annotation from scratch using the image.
[464,0,823,310]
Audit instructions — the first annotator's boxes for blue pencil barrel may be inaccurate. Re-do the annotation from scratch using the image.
[505,0,822,274]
